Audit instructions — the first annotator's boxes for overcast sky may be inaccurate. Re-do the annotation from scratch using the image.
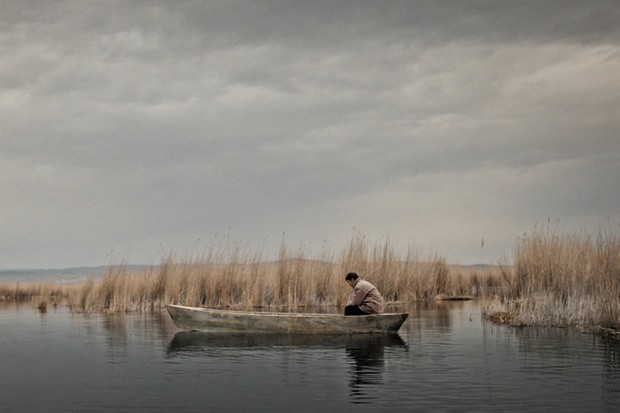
[2,1,619,269]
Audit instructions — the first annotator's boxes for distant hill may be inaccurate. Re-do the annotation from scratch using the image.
[0,265,152,283]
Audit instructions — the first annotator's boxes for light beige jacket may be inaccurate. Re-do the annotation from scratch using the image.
[346,279,384,314]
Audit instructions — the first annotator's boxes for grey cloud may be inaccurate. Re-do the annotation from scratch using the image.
[1,1,619,268]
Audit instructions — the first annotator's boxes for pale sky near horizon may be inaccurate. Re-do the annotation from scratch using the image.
[2,1,619,269]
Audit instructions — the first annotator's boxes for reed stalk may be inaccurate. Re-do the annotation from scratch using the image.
[482,226,620,330]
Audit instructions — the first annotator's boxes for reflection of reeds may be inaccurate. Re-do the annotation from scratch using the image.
[2,235,479,313]
[482,226,620,329]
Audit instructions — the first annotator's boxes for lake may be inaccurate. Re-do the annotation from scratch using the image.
[1,300,619,412]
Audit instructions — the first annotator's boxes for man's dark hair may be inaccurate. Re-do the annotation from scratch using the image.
[345,272,359,281]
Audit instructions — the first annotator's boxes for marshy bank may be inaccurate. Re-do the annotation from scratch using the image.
[2,227,618,338]
[0,235,498,313]
[481,226,620,336]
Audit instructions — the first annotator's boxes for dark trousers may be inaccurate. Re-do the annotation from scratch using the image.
[344,305,368,316]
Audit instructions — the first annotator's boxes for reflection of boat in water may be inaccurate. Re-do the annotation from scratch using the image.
[167,330,408,405]
[168,330,407,353]
[345,334,408,401]
[166,304,408,334]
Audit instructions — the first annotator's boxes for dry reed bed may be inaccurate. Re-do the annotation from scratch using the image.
[482,226,620,330]
[1,236,485,313]
[0,280,67,310]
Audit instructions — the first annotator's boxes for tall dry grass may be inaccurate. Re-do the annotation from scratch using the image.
[482,226,620,329]
[2,234,486,313]
[0,233,498,312]
[0,279,66,310]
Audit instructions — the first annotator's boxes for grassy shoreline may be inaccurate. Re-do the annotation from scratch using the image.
[3,227,618,338]
[0,235,497,312]
[481,226,620,333]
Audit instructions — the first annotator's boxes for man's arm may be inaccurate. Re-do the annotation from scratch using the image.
[348,283,369,306]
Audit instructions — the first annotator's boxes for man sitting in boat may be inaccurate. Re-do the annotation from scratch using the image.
[344,272,384,315]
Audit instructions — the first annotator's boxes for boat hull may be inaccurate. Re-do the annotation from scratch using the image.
[166,304,408,334]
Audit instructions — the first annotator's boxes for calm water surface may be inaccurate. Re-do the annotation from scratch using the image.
[1,300,619,412]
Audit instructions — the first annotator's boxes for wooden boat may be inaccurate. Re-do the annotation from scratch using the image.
[166,304,408,334]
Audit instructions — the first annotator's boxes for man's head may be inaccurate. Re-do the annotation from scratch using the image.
[345,272,359,287]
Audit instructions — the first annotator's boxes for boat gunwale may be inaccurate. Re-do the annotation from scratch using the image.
[166,304,408,319]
